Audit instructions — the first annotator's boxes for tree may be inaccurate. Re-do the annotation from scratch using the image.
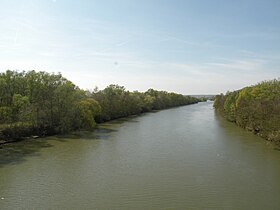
[76,98,101,129]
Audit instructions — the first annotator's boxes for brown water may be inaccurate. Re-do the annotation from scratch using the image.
[0,102,280,209]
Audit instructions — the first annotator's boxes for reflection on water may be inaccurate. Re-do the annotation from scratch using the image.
[0,139,53,167]
[0,102,280,210]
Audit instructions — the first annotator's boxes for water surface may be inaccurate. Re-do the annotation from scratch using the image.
[1,102,280,209]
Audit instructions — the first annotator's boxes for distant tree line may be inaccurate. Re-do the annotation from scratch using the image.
[0,70,200,142]
[214,79,280,144]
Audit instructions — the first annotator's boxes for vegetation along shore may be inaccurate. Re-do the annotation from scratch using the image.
[0,70,200,144]
[214,79,280,145]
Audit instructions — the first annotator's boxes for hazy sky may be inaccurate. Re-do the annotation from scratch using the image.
[0,0,279,94]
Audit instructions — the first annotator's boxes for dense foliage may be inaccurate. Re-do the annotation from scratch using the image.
[0,70,199,142]
[214,79,280,144]
[93,85,199,122]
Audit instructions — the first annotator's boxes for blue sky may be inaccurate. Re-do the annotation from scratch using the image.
[0,0,279,94]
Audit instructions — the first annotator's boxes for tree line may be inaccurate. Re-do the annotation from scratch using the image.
[0,70,200,142]
[214,79,280,144]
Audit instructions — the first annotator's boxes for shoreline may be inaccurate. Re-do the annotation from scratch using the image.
[0,102,199,146]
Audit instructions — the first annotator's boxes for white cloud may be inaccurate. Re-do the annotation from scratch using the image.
[206,59,266,72]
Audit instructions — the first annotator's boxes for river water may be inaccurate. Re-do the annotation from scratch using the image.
[0,102,280,209]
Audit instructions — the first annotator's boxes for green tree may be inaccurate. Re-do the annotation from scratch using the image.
[76,98,101,129]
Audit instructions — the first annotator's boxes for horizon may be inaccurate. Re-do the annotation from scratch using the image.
[0,0,279,95]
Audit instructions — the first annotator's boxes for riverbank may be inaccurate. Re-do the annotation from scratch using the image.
[0,103,199,146]
[0,70,200,145]
[214,79,280,145]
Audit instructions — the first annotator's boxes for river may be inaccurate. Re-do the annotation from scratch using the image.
[0,102,280,209]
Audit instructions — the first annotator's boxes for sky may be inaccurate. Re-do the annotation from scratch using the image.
[0,0,279,94]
